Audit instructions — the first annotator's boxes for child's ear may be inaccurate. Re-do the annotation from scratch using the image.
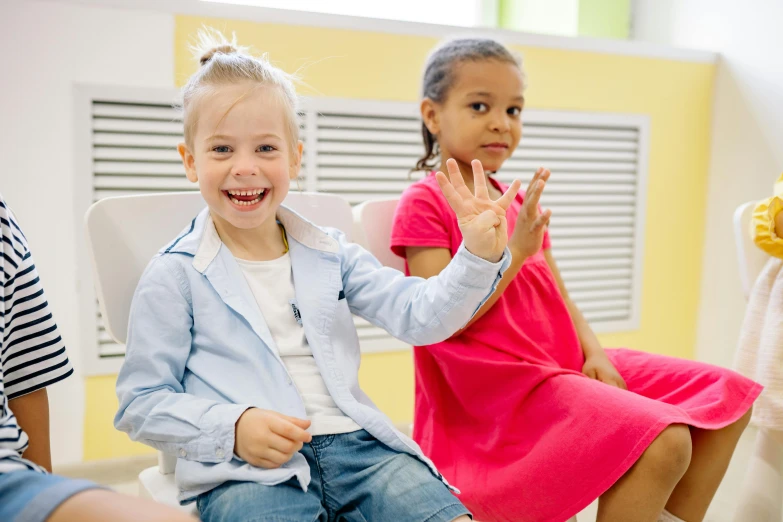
[289,140,304,179]
[420,98,440,136]
[178,143,198,183]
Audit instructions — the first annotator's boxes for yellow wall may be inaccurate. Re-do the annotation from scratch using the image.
[82,16,714,460]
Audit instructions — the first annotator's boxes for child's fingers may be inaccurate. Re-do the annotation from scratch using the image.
[280,414,312,429]
[436,171,466,216]
[473,209,501,231]
[523,169,550,213]
[530,209,552,231]
[270,416,312,443]
[523,180,545,216]
[495,179,522,210]
[267,432,305,455]
[262,447,294,466]
[255,458,283,469]
[471,159,490,200]
[446,158,474,200]
[522,168,544,198]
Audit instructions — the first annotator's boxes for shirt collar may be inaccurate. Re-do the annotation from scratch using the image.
[160,204,340,274]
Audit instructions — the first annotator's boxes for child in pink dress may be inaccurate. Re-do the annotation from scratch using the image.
[391,38,762,522]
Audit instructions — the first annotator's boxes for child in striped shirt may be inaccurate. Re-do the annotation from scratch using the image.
[0,192,194,522]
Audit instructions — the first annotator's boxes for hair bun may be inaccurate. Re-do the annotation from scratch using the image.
[199,44,238,66]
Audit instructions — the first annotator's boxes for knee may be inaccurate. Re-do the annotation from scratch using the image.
[641,424,692,484]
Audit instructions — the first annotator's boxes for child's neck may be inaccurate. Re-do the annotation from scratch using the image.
[212,212,287,262]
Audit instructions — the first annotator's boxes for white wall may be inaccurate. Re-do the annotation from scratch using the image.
[503,0,580,36]
[634,0,783,368]
[0,0,174,466]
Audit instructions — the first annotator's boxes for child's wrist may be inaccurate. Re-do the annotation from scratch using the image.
[509,246,529,264]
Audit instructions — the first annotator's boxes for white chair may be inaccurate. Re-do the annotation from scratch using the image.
[84,191,353,511]
[734,200,770,300]
[352,198,405,272]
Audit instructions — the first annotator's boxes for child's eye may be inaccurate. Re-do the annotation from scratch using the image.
[212,145,231,153]
[470,102,489,113]
[257,145,277,153]
[508,107,522,117]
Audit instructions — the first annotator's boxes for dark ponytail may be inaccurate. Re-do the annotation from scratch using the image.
[413,38,524,173]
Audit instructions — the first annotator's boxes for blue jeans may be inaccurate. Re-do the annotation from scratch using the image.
[0,470,101,522]
[197,429,470,522]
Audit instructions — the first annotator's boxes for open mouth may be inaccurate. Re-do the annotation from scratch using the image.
[223,188,268,208]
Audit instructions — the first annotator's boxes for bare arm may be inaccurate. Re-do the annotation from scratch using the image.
[8,388,52,471]
[406,246,528,335]
[543,250,604,358]
[544,249,626,389]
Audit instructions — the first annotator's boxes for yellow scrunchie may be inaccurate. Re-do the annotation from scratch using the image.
[752,173,783,258]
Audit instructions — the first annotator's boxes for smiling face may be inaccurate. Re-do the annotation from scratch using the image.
[422,59,525,174]
[178,82,302,234]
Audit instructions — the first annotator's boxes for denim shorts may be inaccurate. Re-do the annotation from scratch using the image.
[197,429,470,522]
[0,469,101,522]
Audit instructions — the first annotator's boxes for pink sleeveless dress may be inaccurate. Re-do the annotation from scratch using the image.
[390,173,762,522]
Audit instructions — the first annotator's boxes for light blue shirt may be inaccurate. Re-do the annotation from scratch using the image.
[114,205,510,503]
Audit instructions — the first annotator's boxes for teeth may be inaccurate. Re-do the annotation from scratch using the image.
[227,189,266,196]
[228,192,264,206]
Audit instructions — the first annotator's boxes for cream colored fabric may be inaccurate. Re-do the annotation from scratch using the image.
[735,258,783,428]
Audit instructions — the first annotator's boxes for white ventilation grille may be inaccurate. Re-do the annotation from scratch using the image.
[83,89,648,364]
[493,112,646,328]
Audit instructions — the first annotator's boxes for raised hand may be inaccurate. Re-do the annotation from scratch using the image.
[509,168,552,259]
[436,158,522,263]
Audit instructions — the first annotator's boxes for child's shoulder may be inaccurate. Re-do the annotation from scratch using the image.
[399,173,448,207]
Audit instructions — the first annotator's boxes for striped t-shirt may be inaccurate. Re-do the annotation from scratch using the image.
[1,194,72,474]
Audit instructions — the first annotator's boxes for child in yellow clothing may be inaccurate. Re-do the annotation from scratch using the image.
[752,174,783,257]
[734,173,783,522]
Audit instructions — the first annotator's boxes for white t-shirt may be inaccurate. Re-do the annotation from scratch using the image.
[236,253,361,436]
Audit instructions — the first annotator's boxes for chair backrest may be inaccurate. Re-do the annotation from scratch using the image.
[85,191,353,345]
[734,200,771,300]
[352,199,405,272]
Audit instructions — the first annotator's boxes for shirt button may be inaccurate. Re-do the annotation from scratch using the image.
[287,376,293,385]
[216,449,225,459]
[179,449,187,458]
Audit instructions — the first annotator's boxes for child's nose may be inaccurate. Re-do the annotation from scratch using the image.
[231,154,258,176]
[490,113,511,133]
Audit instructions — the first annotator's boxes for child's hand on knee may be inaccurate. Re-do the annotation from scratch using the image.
[234,408,312,469]
[436,158,521,263]
[582,355,627,390]
[509,167,552,259]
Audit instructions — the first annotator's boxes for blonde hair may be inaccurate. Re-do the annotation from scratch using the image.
[180,28,300,152]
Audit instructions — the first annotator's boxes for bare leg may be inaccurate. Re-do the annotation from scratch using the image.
[665,409,752,521]
[47,489,197,522]
[733,427,783,522]
[597,425,692,522]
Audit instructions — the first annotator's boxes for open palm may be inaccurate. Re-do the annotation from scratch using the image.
[436,158,521,263]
